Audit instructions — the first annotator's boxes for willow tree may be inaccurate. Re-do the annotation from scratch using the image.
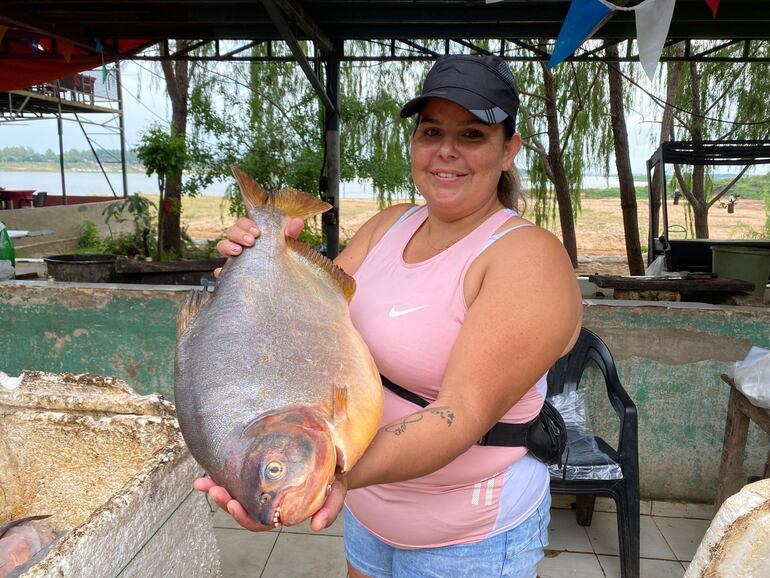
[670,41,770,238]
[187,40,420,222]
[513,43,608,267]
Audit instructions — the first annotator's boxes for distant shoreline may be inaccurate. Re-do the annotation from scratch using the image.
[0,163,145,174]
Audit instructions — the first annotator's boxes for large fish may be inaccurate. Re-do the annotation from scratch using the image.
[174,166,383,527]
[0,515,58,578]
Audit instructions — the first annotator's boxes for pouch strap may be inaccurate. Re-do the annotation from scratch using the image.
[380,374,530,447]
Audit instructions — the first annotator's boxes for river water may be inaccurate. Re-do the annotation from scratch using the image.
[0,170,643,199]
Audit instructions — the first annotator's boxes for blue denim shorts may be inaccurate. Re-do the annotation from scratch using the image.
[344,492,550,578]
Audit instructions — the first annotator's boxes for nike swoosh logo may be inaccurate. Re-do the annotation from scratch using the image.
[388,305,428,318]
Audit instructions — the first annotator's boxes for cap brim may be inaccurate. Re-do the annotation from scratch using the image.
[399,89,508,124]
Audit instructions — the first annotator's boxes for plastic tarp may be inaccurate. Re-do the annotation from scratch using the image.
[547,388,623,481]
[0,29,150,91]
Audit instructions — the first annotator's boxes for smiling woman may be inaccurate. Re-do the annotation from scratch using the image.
[205,54,582,578]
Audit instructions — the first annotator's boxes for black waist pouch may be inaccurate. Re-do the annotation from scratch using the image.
[381,375,567,466]
[522,399,567,465]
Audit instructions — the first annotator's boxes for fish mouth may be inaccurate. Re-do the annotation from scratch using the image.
[257,493,284,528]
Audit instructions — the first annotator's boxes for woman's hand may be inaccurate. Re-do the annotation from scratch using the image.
[193,474,348,532]
[193,477,274,532]
[309,473,348,532]
[214,217,304,276]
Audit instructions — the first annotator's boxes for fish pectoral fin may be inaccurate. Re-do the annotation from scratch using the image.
[285,237,356,301]
[177,290,213,338]
[333,383,349,422]
[231,165,269,212]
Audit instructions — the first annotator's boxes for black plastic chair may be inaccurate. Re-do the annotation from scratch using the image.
[547,328,640,578]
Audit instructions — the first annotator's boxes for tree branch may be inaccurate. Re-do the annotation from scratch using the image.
[707,165,751,209]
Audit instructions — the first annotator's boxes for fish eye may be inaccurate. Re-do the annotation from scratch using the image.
[265,460,285,480]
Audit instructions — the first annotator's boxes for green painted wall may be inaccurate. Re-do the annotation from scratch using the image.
[582,302,770,503]
[1,283,768,502]
[0,283,187,400]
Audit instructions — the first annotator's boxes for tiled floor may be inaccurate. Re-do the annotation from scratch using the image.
[210,495,713,577]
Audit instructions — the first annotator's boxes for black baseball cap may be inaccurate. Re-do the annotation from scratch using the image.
[400,54,520,127]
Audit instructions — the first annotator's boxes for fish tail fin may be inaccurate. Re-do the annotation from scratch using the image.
[272,187,331,221]
[285,237,355,301]
[231,165,269,212]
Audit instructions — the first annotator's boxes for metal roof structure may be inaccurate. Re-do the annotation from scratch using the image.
[2,0,770,64]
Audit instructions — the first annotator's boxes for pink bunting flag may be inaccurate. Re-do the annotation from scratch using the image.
[704,0,720,18]
[635,0,677,81]
[58,39,74,63]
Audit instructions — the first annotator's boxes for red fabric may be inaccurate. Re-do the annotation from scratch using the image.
[704,0,720,18]
[0,32,150,91]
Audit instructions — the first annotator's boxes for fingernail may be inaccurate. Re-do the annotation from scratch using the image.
[243,234,254,244]
[233,245,241,253]
[249,227,260,236]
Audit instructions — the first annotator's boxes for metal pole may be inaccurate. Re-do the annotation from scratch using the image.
[322,41,341,259]
[56,83,67,205]
[116,63,129,198]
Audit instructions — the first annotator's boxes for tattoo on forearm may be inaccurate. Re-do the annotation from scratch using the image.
[385,407,455,436]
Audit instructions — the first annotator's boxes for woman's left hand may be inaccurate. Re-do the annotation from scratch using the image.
[309,473,349,532]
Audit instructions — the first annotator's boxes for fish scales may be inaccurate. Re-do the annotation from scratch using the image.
[174,167,383,526]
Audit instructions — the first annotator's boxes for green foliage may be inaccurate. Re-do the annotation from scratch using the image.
[0,146,140,165]
[101,194,157,257]
[77,221,101,250]
[134,125,188,195]
[512,41,611,226]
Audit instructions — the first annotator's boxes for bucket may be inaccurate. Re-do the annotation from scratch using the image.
[43,254,117,283]
[712,246,770,298]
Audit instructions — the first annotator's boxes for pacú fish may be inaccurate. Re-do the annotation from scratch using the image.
[174,166,383,527]
[0,515,58,578]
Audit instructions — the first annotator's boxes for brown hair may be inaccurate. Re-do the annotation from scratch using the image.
[498,117,525,213]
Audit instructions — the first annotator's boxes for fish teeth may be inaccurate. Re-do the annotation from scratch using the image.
[273,507,281,527]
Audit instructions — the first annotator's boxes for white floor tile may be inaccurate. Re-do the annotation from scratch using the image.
[654,517,711,562]
[214,527,278,578]
[262,532,347,578]
[282,513,344,537]
[598,555,685,578]
[585,512,676,560]
[651,501,715,520]
[548,508,593,553]
[595,496,653,516]
[551,493,576,510]
[538,551,605,577]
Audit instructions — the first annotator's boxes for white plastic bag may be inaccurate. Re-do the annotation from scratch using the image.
[0,259,14,281]
[644,254,667,276]
[733,346,770,409]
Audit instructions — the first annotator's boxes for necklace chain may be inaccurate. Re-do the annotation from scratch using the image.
[425,221,465,252]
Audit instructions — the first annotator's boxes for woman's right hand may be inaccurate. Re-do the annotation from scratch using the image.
[215,216,304,276]
[194,477,275,532]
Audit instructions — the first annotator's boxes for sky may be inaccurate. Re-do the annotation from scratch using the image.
[0,60,660,175]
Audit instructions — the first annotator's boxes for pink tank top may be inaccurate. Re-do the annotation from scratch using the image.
[345,206,549,549]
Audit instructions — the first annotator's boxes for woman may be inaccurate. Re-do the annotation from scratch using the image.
[196,54,582,577]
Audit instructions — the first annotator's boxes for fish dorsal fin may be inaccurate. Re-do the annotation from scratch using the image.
[285,237,355,302]
[0,515,51,538]
[177,290,213,338]
[272,187,331,220]
[231,165,269,212]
